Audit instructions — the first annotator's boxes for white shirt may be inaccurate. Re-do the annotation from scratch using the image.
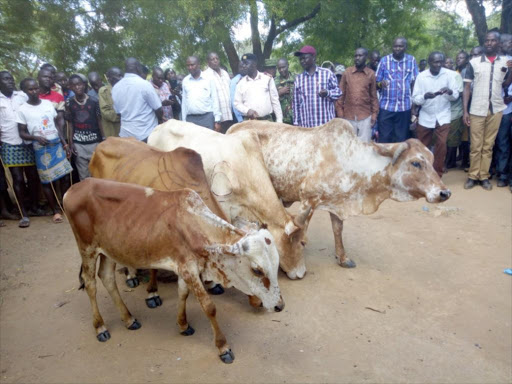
[0,91,28,145]
[504,83,512,115]
[16,100,59,141]
[112,73,162,140]
[234,71,283,123]
[203,67,232,122]
[412,67,459,128]
[181,72,221,122]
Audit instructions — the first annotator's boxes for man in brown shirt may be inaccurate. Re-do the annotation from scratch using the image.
[336,48,379,142]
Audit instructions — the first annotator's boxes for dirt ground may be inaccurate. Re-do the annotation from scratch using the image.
[0,169,511,384]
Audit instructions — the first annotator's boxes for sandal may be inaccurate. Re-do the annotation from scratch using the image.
[52,213,63,224]
[18,217,30,228]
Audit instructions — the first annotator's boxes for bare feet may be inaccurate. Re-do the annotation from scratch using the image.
[52,213,63,224]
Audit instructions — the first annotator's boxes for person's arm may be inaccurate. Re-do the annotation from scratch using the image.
[95,101,105,139]
[463,62,474,126]
[210,79,222,131]
[99,88,120,123]
[154,107,164,124]
[503,60,512,88]
[369,72,379,125]
[181,80,188,121]
[67,120,76,155]
[326,72,342,101]
[18,123,48,145]
[233,81,249,116]
[375,59,388,89]
[292,77,300,126]
[335,74,347,118]
[412,76,427,106]
[143,82,163,123]
[269,78,283,123]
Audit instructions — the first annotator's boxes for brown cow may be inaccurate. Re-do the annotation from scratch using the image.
[64,178,284,364]
[227,119,451,271]
[89,137,229,306]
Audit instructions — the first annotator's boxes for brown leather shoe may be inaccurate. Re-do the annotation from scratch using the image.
[481,179,492,190]
[464,178,477,189]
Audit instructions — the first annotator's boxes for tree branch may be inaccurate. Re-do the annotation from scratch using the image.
[275,3,321,35]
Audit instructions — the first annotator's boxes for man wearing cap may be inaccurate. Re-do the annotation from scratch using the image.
[336,48,378,143]
[293,45,342,127]
[275,58,296,124]
[233,53,283,123]
[264,59,277,78]
[334,64,345,85]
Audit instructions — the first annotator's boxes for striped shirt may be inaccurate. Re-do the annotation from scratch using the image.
[203,67,233,122]
[375,54,419,112]
[293,66,342,127]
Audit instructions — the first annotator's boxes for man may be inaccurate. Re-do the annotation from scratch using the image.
[234,53,283,123]
[112,57,163,142]
[375,37,419,142]
[67,75,105,180]
[263,59,277,78]
[40,63,63,96]
[151,66,174,121]
[0,71,41,228]
[463,31,512,190]
[419,59,428,72]
[203,52,233,133]
[87,72,103,102]
[98,67,122,137]
[445,52,468,169]
[444,57,454,70]
[494,33,512,188]
[470,46,483,60]
[335,48,378,142]
[38,68,66,142]
[412,52,459,177]
[275,58,295,125]
[55,72,74,101]
[292,45,341,127]
[230,61,247,123]
[367,50,381,72]
[334,64,345,85]
[181,56,221,130]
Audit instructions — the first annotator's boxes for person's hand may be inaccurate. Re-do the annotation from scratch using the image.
[424,92,437,99]
[439,87,453,95]
[214,122,222,132]
[247,109,259,119]
[35,136,49,146]
[318,89,328,98]
[68,142,77,156]
[506,60,512,68]
[161,99,173,106]
[463,112,471,127]
[278,86,290,96]
[380,80,389,89]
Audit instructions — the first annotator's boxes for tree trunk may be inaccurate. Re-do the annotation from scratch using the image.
[222,37,240,75]
[465,0,488,46]
[249,0,264,68]
[502,0,512,34]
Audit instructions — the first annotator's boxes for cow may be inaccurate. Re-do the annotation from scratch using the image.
[227,119,451,271]
[63,178,284,364]
[89,137,230,306]
[148,120,310,279]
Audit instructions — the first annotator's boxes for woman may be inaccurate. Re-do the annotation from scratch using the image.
[17,78,72,223]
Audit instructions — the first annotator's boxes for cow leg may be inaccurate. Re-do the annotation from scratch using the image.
[187,273,234,364]
[330,213,356,268]
[145,269,163,308]
[80,252,110,342]
[97,255,141,331]
[125,266,139,288]
[177,277,194,336]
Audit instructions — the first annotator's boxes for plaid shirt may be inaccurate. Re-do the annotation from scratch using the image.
[375,54,419,112]
[203,67,233,122]
[293,66,341,127]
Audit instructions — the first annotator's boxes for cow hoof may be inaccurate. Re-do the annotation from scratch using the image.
[126,277,139,288]
[96,330,111,342]
[220,349,235,364]
[340,259,356,268]
[145,296,163,308]
[180,325,195,336]
[208,284,225,295]
[128,319,141,330]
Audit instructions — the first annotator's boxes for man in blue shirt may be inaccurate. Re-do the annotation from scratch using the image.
[112,58,163,142]
[375,37,419,143]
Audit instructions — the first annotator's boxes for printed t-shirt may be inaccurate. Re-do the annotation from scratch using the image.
[68,97,102,144]
[16,100,59,141]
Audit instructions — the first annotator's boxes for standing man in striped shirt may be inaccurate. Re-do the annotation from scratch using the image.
[292,45,341,127]
[375,37,419,143]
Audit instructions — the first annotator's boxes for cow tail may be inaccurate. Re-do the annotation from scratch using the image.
[78,265,85,290]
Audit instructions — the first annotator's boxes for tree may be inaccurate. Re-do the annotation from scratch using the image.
[464,0,510,45]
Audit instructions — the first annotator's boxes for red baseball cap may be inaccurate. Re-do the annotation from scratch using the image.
[294,45,317,56]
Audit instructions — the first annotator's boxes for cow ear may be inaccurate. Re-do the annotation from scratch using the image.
[373,142,409,165]
[284,220,300,236]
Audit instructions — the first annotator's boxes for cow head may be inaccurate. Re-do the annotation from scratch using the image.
[278,206,311,279]
[375,139,451,203]
[205,228,284,312]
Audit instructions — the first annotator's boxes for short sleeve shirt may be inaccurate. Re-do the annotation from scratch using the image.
[16,100,59,141]
[40,90,65,112]
[68,97,102,144]
[0,91,28,145]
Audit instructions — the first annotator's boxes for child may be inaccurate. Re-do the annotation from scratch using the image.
[17,78,72,223]
[67,74,104,180]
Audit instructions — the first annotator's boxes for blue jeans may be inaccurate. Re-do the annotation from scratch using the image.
[378,109,411,143]
[495,113,512,183]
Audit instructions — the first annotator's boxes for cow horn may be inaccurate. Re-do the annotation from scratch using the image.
[392,142,409,165]
[294,206,313,228]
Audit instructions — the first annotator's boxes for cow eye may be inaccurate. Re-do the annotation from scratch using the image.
[251,267,264,276]
[411,161,421,168]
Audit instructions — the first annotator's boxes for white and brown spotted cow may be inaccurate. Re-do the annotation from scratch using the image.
[227,119,451,270]
[64,178,284,364]
[148,120,310,279]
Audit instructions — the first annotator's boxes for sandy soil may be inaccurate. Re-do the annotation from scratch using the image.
[0,169,511,384]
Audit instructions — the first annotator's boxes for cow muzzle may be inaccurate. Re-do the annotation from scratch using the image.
[274,296,285,312]
[439,189,451,202]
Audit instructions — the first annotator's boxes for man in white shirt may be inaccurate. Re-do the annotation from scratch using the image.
[112,57,163,142]
[412,51,459,177]
[203,52,233,133]
[181,56,221,131]
[233,53,283,123]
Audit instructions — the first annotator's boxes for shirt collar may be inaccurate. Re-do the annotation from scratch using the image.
[125,73,140,78]
[246,71,262,81]
[350,66,370,74]
[480,53,501,62]
[303,66,320,76]
[424,67,446,78]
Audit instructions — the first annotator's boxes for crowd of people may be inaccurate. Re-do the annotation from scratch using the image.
[1,31,511,229]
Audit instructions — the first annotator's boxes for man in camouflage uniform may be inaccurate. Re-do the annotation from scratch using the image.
[275,58,295,124]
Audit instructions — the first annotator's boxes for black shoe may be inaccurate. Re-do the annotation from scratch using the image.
[464,178,477,189]
[497,179,507,188]
[481,179,492,190]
